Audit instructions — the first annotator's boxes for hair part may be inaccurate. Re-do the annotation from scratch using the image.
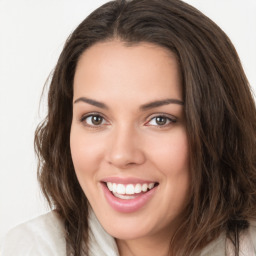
[35,0,256,255]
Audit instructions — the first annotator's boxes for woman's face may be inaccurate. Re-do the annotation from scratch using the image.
[70,40,190,240]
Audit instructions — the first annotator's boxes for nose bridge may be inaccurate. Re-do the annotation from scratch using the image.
[106,123,145,168]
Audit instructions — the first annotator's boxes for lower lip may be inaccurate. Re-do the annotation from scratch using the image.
[101,183,157,213]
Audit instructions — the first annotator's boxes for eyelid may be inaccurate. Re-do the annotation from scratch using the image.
[80,111,101,120]
[144,113,177,127]
[80,112,110,127]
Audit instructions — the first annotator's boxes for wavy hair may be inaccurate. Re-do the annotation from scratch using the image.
[35,0,256,255]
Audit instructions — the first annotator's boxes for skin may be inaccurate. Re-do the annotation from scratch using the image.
[70,40,190,256]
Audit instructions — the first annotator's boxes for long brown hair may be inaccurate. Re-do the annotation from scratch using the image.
[35,0,256,255]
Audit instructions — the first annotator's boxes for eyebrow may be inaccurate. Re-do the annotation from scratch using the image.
[73,97,184,110]
[74,97,108,109]
[139,98,184,110]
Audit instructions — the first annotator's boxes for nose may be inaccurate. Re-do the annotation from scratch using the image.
[106,126,146,169]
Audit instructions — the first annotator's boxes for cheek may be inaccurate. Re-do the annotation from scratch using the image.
[148,128,189,173]
[70,126,105,182]
[166,138,189,172]
[147,129,190,208]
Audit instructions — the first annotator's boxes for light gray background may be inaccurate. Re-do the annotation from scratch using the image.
[0,0,255,245]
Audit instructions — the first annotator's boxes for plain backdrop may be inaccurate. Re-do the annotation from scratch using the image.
[0,0,255,246]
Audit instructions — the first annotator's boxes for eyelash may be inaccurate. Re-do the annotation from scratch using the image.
[80,113,177,128]
[80,112,109,128]
[145,114,177,127]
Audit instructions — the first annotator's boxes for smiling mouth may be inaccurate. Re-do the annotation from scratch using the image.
[104,182,159,200]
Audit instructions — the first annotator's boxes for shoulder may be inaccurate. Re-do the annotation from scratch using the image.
[199,221,256,256]
[88,209,119,256]
[0,211,66,256]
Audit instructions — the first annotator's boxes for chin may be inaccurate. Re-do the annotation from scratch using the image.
[96,211,160,240]
[106,225,150,240]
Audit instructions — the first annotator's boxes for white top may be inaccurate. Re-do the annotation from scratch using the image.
[1,210,256,256]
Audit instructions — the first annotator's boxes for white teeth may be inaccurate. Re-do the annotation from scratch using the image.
[105,182,157,196]
[112,183,117,193]
[126,184,134,195]
[113,192,136,200]
[142,183,148,192]
[116,184,125,194]
[107,182,113,191]
[149,183,154,189]
[134,184,142,193]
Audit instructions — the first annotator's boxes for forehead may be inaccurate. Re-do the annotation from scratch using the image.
[73,40,182,102]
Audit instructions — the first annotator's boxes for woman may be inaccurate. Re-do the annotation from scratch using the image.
[2,0,256,255]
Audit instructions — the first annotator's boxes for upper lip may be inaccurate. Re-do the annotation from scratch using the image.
[101,177,158,184]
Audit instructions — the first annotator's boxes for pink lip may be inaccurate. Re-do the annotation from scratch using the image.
[101,182,158,213]
[102,177,157,184]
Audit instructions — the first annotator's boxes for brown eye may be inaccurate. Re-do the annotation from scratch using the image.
[146,115,176,127]
[91,115,103,125]
[81,114,108,127]
[155,116,168,125]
